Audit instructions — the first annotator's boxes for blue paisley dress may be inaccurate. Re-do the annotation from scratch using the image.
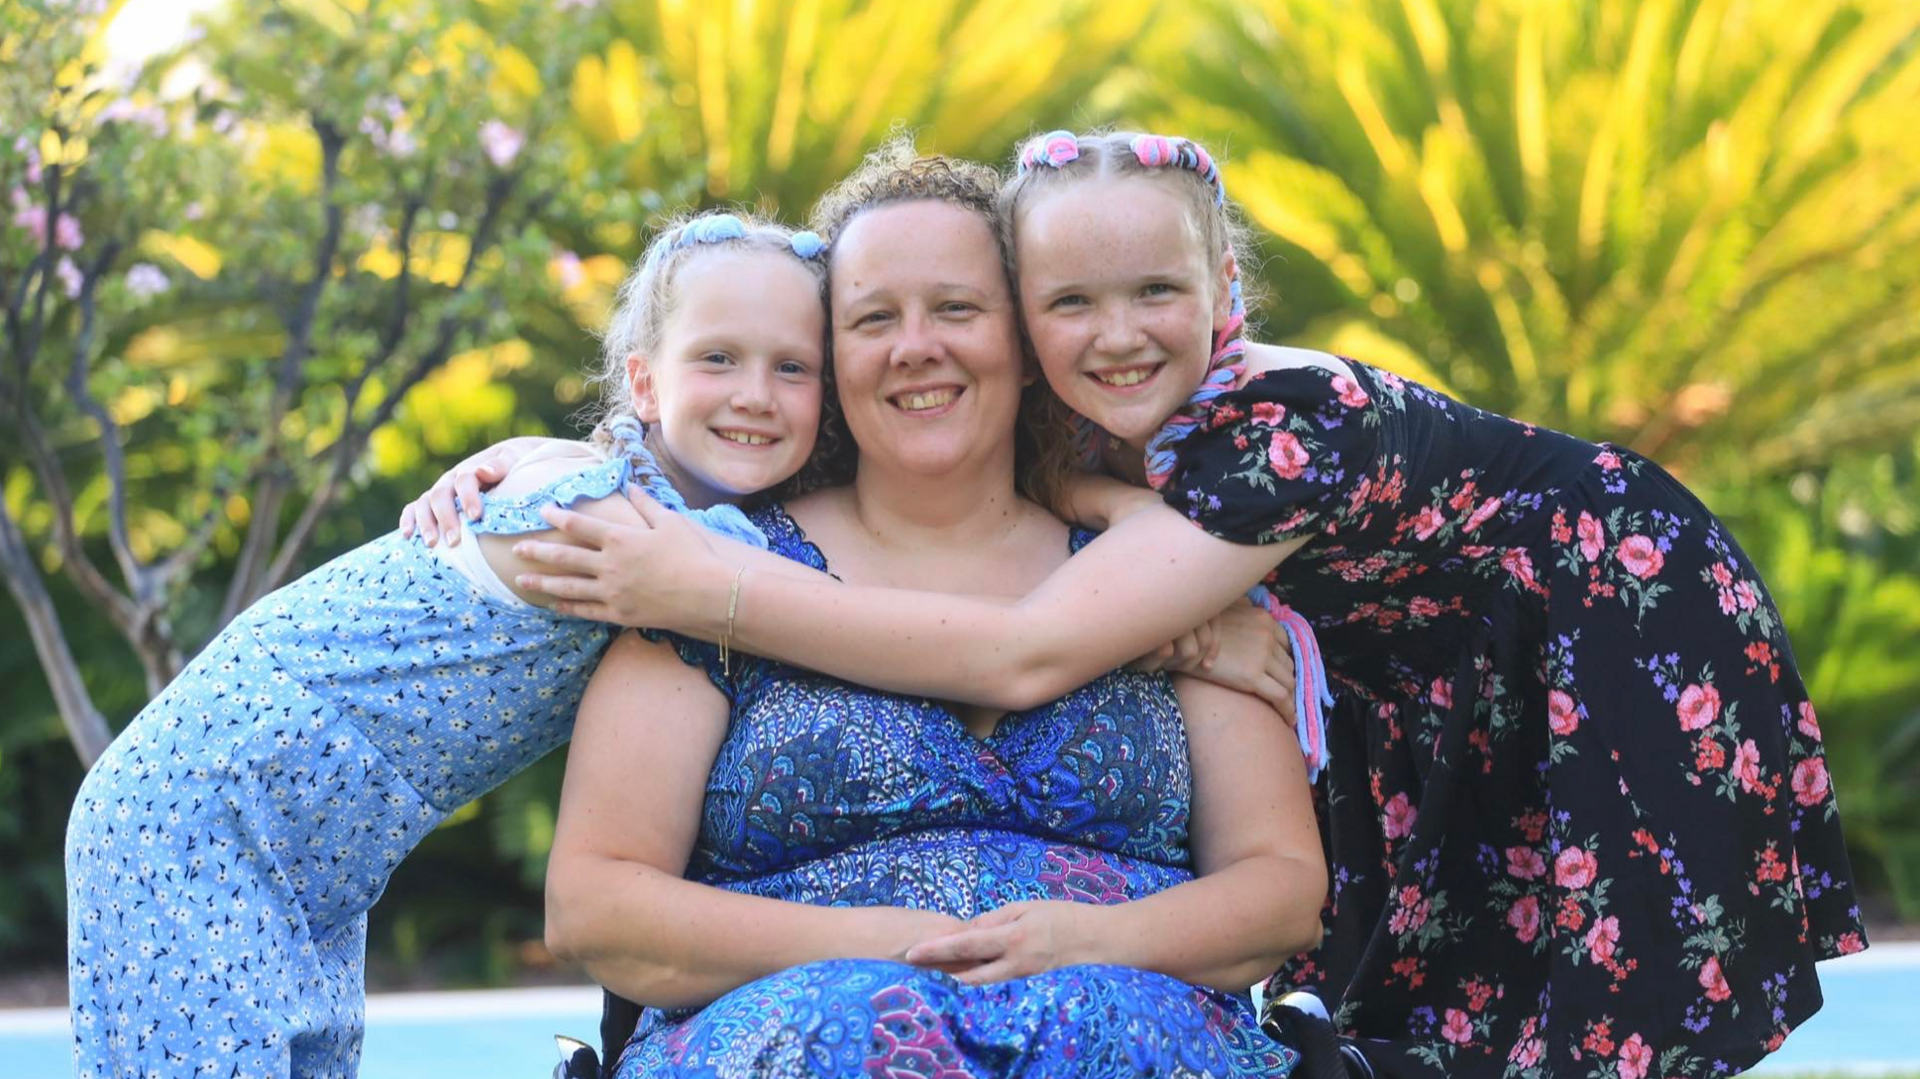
[616,505,1300,1079]
[1164,360,1865,1079]
[63,442,702,1079]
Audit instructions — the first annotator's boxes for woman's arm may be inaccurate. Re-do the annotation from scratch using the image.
[518,495,1307,711]
[544,631,965,1008]
[903,676,1325,992]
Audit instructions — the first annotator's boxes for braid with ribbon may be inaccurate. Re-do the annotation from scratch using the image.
[1015,129,1335,780]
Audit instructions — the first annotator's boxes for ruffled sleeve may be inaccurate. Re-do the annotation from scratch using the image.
[1163,365,1380,545]
[470,453,630,537]
[639,630,734,701]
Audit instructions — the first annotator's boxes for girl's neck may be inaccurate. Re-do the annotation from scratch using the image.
[647,432,726,510]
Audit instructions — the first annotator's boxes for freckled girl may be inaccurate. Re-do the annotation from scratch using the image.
[64,211,829,1079]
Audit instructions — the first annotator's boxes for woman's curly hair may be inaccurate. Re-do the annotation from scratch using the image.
[793,134,1079,508]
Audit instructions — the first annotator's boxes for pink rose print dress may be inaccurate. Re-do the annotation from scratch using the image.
[1165,359,1864,1079]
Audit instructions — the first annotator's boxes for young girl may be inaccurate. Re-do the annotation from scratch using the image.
[64,210,830,1079]
[510,132,1866,1078]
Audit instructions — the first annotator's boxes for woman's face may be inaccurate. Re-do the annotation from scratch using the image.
[828,200,1028,481]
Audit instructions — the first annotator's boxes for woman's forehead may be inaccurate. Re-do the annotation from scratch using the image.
[833,200,1005,295]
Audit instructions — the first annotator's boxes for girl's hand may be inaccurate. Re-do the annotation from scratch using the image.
[398,436,550,546]
[1054,473,1164,531]
[1157,602,1298,724]
[902,901,1100,985]
[510,491,732,631]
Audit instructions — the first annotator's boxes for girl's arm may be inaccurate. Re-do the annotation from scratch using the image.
[518,495,1307,711]
[400,435,569,546]
[544,631,966,1009]
[903,675,1325,991]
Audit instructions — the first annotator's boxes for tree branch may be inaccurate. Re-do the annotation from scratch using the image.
[0,498,113,765]
[64,240,140,591]
[255,173,525,596]
[216,118,347,624]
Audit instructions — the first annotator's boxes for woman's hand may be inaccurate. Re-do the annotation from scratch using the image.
[1140,602,1297,724]
[510,491,733,631]
[902,901,1101,984]
[398,436,550,546]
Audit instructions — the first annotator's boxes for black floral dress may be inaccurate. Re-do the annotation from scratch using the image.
[1165,359,1865,1079]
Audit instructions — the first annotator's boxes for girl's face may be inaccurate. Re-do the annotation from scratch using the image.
[828,200,1027,481]
[632,250,825,507]
[1015,176,1231,449]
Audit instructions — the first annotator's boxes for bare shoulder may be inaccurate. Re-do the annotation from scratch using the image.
[488,440,611,500]
[1238,343,1356,387]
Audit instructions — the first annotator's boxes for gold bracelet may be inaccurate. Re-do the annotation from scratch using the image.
[720,567,744,675]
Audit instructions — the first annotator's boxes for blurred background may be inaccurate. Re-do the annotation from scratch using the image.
[4,0,1917,1000]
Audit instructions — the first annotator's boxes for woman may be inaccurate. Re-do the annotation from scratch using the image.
[541,143,1325,1077]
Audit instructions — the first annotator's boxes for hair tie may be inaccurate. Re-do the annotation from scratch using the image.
[682,213,747,246]
[1128,133,1227,206]
[788,230,826,260]
[1019,129,1081,173]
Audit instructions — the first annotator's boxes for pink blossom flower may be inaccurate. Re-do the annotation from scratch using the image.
[1618,1033,1653,1079]
[1465,496,1504,532]
[1251,401,1286,426]
[1698,956,1732,1002]
[1717,588,1738,615]
[1576,511,1605,562]
[1505,845,1546,881]
[1428,676,1452,709]
[54,213,83,251]
[1711,563,1733,586]
[1332,373,1371,409]
[1677,683,1721,732]
[1791,757,1830,807]
[1548,690,1579,736]
[1554,847,1598,890]
[550,250,584,290]
[55,256,82,299]
[1585,915,1620,963]
[10,187,47,245]
[1797,701,1822,742]
[14,136,42,184]
[479,120,525,168]
[1268,431,1308,479]
[1733,739,1763,793]
[124,263,169,299]
[1595,449,1621,470]
[1734,580,1758,612]
[1509,1035,1544,1070]
[1837,931,1865,955]
[1507,895,1541,943]
[1441,1008,1473,1045]
[1382,792,1418,840]
[1616,534,1664,579]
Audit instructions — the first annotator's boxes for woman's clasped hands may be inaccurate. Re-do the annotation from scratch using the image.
[902,901,1103,985]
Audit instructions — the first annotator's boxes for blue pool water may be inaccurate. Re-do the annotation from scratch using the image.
[5,949,1915,1077]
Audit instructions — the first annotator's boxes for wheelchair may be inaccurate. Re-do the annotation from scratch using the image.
[549,987,1374,1079]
